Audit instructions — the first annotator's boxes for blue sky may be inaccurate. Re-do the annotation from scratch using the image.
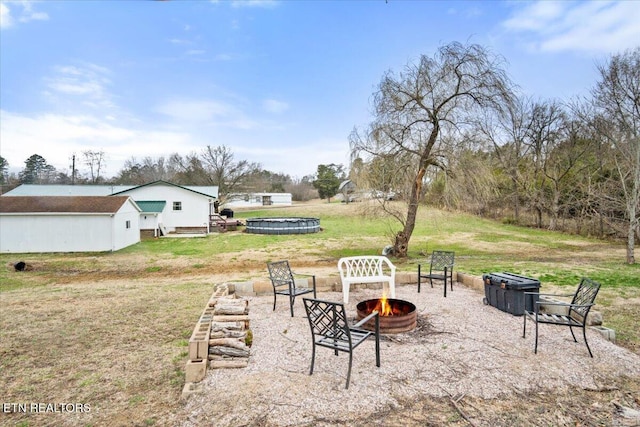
[1,1,639,180]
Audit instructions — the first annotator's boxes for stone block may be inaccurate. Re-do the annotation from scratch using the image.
[231,281,255,296]
[189,328,210,361]
[185,358,208,383]
[313,277,333,292]
[252,280,272,296]
[592,325,615,342]
[181,382,204,400]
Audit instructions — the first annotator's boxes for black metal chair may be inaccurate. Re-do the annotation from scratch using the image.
[303,298,380,389]
[267,260,316,317]
[418,250,455,297]
[523,277,601,357]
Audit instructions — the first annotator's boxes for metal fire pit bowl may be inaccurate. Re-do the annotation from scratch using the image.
[356,298,417,334]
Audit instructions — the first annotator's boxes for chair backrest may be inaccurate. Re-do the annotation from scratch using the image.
[303,298,352,346]
[338,256,395,279]
[569,278,601,323]
[267,261,295,289]
[431,251,455,270]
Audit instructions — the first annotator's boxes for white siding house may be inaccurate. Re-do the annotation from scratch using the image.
[224,193,292,209]
[3,181,219,235]
[0,196,141,253]
[113,181,215,234]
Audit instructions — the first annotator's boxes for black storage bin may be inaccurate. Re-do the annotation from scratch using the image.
[482,272,540,316]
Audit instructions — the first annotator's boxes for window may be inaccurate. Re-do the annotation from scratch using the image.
[126,220,131,229]
[173,201,182,211]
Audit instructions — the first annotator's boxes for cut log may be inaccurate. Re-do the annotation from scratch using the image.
[209,346,250,358]
[209,359,249,369]
[209,338,247,351]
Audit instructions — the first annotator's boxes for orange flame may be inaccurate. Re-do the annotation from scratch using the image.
[375,293,394,316]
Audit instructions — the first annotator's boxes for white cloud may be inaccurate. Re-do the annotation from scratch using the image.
[155,99,240,122]
[1,1,48,29]
[502,1,640,54]
[0,110,198,177]
[44,63,115,110]
[0,2,13,28]
[262,99,289,114]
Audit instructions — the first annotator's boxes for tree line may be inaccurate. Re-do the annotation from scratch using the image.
[349,42,639,264]
[0,146,321,204]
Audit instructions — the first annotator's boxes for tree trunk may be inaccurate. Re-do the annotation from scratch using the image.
[512,176,520,222]
[394,166,426,257]
[626,224,636,264]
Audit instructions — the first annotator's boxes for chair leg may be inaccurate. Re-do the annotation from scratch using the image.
[522,314,527,338]
[534,319,539,354]
[375,318,381,368]
[309,343,316,375]
[583,327,594,358]
[289,295,295,317]
[417,265,421,293]
[346,351,353,389]
[569,326,578,343]
[273,292,277,312]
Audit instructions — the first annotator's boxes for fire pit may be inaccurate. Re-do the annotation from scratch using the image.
[356,297,417,334]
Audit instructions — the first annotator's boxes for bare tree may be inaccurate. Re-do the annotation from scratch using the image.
[591,47,640,264]
[476,96,533,222]
[523,100,566,228]
[82,150,106,184]
[350,42,513,257]
[200,145,261,203]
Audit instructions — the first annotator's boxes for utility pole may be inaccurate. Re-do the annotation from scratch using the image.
[71,154,76,185]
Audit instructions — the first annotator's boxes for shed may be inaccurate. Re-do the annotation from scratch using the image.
[224,193,292,208]
[0,196,141,253]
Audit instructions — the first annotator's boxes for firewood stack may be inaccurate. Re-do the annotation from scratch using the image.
[208,294,251,369]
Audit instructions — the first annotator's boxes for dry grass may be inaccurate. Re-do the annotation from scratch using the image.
[1,201,639,426]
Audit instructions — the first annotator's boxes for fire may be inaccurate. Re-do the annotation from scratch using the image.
[374,294,395,316]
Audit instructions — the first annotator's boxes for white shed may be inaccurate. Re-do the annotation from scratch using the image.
[0,196,141,253]
[224,193,292,209]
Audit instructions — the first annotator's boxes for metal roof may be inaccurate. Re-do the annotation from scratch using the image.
[135,200,166,213]
[2,182,218,198]
[2,184,135,196]
[0,196,136,214]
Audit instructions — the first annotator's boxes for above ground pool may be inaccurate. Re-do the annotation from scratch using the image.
[245,217,320,235]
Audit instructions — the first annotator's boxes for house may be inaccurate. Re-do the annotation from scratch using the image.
[3,181,219,236]
[224,193,292,209]
[111,181,217,235]
[0,196,141,253]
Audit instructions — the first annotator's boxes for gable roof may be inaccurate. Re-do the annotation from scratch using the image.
[2,181,218,199]
[112,180,218,198]
[0,196,136,214]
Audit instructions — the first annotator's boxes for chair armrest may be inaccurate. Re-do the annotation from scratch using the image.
[535,301,594,308]
[528,292,573,298]
[353,310,379,328]
[291,271,315,278]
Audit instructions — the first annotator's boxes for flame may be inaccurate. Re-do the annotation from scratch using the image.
[375,293,394,316]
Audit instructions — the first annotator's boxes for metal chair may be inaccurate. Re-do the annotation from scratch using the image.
[523,277,601,357]
[303,298,380,389]
[267,260,316,317]
[418,250,455,297]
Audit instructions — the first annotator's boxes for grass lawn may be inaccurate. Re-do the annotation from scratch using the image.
[1,200,638,426]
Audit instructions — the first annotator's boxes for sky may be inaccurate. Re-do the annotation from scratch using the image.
[1,0,639,180]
